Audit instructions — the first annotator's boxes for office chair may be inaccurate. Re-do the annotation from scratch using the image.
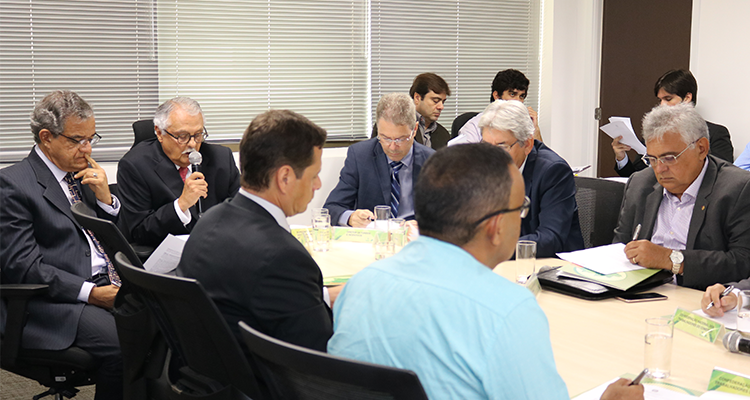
[113,252,265,400]
[1,284,97,399]
[239,321,429,400]
[451,111,479,139]
[132,119,156,147]
[574,176,626,248]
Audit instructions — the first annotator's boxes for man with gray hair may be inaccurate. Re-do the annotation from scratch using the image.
[118,97,240,246]
[0,90,123,399]
[614,103,750,290]
[480,100,583,257]
[325,92,435,227]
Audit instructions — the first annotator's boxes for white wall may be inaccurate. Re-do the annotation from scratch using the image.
[690,0,750,160]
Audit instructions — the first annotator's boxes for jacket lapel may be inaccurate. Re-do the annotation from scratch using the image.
[686,158,716,249]
[641,180,663,240]
[29,150,82,230]
[373,140,391,205]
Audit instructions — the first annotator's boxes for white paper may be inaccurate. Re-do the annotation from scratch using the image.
[692,309,738,330]
[143,234,189,274]
[574,378,696,400]
[600,119,648,155]
[557,243,645,275]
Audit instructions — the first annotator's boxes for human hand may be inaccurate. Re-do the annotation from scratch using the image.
[701,283,738,317]
[600,378,644,400]
[624,240,672,270]
[348,209,375,228]
[527,107,543,142]
[177,171,208,212]
[327,284,345,307]
[612,136,632,162]
[88,284,119,310]
[405,220,420,242]
[76,154,112,205]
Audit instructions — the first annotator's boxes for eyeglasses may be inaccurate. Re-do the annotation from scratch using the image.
[472,196,531,227]
[641,140,697,167]
[483,139,520,151]
[58,132,101,147]
[378,132,413,146]
[164,128,209,145]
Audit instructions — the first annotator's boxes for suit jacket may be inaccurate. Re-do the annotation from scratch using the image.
[117,138,240,246]
[616,121,734,177]
[521,140,585,258]
[176,193,333,352]
[613,156,750,290]
[324,137,435,226]
[371,121,450,150]
[0,149,117,350]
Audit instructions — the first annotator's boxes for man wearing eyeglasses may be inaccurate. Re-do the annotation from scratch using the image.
[117,97,240,246]
[613,103,750,290]
[0,90,123,400]
[324,93,435,227]
[479,100,583,258]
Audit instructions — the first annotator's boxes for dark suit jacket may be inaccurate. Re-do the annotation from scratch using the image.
[371,121,450,150]
[616,121,734,177]
[0,149,117,350]
[521,140,585,258]
[613,156,750,290]
[176,193,333,352]
[323,137,435,226]
[117,138,240,246]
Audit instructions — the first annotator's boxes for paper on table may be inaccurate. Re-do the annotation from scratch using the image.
[143,234,189,274]
[600,118,648,155]
[573,378,696,399]
[557,243,645,275]
[693,309,738,330]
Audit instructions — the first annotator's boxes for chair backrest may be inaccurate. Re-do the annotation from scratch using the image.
[574,176,626,248]
[114,252,263,399]
[451,111,479,139]
[239,321,429,400]
[70,202,142,269]
[132,119,156,147]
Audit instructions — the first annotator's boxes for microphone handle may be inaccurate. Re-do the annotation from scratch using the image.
[192,163,203,218]
[740,336,750,354]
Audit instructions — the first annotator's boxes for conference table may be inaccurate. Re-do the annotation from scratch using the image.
[312,241,750,397]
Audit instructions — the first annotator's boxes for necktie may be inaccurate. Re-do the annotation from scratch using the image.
[390,161,404,217]
[63,173,121,286]
[179,166,189,182]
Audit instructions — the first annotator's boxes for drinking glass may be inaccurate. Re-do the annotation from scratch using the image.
[644,316,674,379]
[515,240,536,284]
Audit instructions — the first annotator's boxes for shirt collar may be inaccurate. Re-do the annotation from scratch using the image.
[416,112,437,134]
[662,157,709,201]
[238,188,291,232]
[34,145,69,183]
[519,156,528,174]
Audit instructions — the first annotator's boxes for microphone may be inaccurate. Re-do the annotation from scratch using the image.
[723,330,750,355]
[188,150,203,218]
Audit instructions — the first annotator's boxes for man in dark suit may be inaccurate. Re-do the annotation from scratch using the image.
[612,69,734,177]
[614,103,750,291]
[326,92,435,227]
[117,97,240,247]
[480,100,584,258]
[0,91,123,400]
[176,109,333,352]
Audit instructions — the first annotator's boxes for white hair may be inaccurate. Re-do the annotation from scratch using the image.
[642,103,708,145]
[153,97,205,130]
[477,100,534,141]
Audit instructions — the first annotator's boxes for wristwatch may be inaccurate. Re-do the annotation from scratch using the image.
[669,250,684,275]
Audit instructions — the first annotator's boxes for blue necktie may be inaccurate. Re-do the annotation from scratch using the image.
[390,161,404,217]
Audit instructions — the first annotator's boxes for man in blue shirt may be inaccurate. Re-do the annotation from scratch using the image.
[328,144,643,400]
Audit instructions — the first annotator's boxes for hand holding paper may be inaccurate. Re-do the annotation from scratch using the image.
[600,117,647,155]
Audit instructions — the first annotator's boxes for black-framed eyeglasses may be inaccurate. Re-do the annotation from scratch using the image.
[641,139,697,167]
[164,128,208,145]
[472,196,531,227]
[58,132,101,147]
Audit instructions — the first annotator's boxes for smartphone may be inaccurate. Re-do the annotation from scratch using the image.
[615,292,668,303]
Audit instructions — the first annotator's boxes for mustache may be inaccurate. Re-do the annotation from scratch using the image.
[182,148,197,154]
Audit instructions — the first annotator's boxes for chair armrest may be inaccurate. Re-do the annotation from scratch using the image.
[1,284,49,367]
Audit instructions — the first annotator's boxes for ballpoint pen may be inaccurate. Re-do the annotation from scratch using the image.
[706,285,734,310]
[630,368,648,386]
[631,224,642,241]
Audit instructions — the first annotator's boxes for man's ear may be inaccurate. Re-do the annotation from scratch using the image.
[696,136,710,159]
[486,213,505,246]
[413,93,423,104]
[492,91,500,101]
[275,165,294,194]
[155,127,164,143]
[39,129,52,144]
[683,92,694,104]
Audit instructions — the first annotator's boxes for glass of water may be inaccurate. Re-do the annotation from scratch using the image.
[644,316,674,379]
[515,240,536,284]
[312,213,331,252]
[738,290,750,337]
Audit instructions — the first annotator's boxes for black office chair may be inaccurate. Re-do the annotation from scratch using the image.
[451,111,479,139]
[113,252,264,400]
[70,202,168,400]
[1,284,97,399]
[239,321,429,400]
[574,176,626,248]
[132,119,156,147]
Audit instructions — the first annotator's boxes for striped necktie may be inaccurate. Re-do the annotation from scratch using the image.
[63,173,121,286]
[390,161,404,217]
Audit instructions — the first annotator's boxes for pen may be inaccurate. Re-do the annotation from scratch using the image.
[706,285,734,310]
[631,224,642,241]
[630,368,648,386]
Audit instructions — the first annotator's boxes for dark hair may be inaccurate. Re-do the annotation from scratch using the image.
[409,73,451,99]
[240,110,327,191]
[490,69,529,103]
[654,69,697,105]
[30,90,94,144]
[415,143,515,246]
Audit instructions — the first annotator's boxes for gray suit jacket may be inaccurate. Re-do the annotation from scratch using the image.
[0,149,117,350]
[613,155,750,290]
